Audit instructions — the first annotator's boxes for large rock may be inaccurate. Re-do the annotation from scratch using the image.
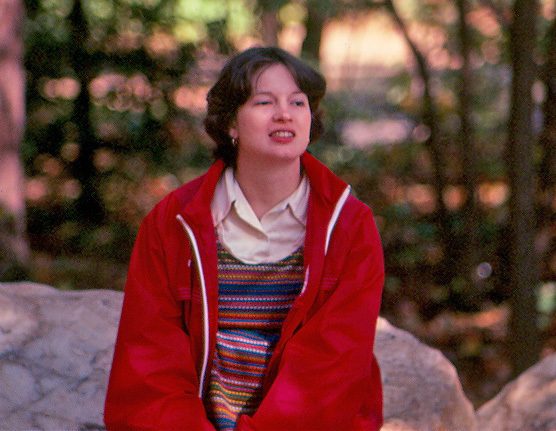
[0,282,121,430]
[476,353,556,431]
[375,318,477,431]
[0,282,478,430]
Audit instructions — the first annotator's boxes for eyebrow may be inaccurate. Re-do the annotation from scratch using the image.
[252,90,306,97]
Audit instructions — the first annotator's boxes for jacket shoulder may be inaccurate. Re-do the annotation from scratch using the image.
[142,173,207,229]
[343,193,375,221]
[167,174,206,208]
[335,193,381,247]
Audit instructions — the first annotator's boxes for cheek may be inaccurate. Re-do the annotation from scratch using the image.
[236,110,266,132]
[302,111,313,132]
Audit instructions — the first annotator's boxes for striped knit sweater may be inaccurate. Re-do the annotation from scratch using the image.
[205,241,305,431]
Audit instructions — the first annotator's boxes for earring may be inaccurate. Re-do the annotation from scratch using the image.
[231,137,238,146]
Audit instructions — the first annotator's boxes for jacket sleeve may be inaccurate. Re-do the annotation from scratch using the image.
[236,210,384,431]
[104,211,216,431]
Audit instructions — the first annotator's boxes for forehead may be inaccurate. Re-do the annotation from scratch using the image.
[251,63,301,93]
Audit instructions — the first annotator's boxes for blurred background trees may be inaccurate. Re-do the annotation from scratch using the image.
[0,0,28,280]
[1,0,555,407]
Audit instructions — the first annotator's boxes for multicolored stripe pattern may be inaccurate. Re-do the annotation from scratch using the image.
[206,241,304,431]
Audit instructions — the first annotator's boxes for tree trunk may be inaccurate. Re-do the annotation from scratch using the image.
[260,7,280,46]
[457,0,480,299]
[538,21,556,276]
[68,0,105,225]
[257,0,282,47]
[301,1,326,64]
[507,0,540,376]
[539,21,556,194]
[0,0,29,280]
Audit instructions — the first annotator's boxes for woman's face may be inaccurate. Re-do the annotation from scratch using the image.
[229,63,312,167]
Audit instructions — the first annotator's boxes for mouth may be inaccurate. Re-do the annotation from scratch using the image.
[269,130,295,138]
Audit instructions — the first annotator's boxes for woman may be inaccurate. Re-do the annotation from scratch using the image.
[104,46,384,431]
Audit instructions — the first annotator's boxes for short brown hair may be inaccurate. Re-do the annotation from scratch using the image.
[204,46,327,166]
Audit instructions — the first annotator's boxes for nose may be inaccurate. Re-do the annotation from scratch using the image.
[273,101,292,122]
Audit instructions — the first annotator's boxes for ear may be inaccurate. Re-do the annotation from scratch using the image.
[229,120,238,140]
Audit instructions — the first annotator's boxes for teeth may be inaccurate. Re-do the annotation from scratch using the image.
[272,131,294,137]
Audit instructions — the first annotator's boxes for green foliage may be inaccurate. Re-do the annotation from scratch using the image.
[23,0,217,270]
[21,0,556,322]
[537,282,556,330]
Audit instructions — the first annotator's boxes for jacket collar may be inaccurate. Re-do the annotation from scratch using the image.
[301,152,349,210]
[180,152,349,220]
[211,166,310,228]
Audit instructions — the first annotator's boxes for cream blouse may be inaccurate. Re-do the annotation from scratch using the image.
[210,167,309,264]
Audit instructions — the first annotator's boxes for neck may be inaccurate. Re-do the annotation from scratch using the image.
[235,156,302,219]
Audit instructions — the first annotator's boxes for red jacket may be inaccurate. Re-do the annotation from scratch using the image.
[104,152,384,430]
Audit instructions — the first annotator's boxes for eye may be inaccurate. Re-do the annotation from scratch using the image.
[293,100,306,106]
[253,96,273,105]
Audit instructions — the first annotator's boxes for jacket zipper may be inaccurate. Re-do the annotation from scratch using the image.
[300,185,350,295]
[325,185,351,256]
[176,214,210,398]
[175,184,350,399]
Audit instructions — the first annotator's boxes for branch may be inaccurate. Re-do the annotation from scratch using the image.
[381,0,451,263]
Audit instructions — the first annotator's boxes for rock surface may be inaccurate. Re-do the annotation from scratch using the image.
[0,282,121,430]
[476,353,556,431]
[7,281,547,431]
[375,318,477,431]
